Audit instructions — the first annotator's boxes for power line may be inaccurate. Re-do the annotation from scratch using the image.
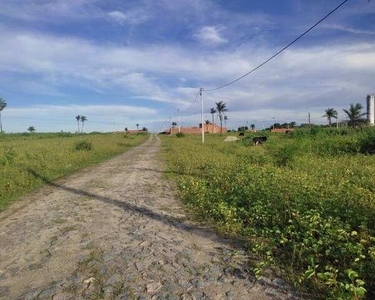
[179,90,200,114]
[205,0,350,92]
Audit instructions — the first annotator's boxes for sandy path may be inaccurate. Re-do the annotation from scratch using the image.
[0,135,299,300]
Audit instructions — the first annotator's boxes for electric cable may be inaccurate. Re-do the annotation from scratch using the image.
[205,0,350,92]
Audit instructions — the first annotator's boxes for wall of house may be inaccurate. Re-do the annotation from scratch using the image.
[270,128,295,133]
[168,124,227,134]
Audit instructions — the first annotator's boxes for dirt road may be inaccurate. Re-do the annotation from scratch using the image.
[0,135,298,300]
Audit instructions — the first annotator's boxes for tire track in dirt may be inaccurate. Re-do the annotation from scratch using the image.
[0,135,300,300]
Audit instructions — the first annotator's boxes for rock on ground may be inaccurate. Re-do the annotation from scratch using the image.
[223,136,240,142]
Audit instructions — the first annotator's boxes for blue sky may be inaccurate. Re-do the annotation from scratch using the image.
[0,0,374,132]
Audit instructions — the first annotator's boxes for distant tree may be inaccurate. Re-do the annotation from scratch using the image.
[322,108,338,127]
[142,127,148,132]
[250,124,255,130]
[172,122,177,128]
[210,108,216,133]
[205,120,211,124]
[215,101,228,134]
[0,98,7,133]
[27,126,36,133]
[343,103,367,127]
[290,121,296,128]
[136,124,139,130]
[80,116,87,133]
[224,115,228,125]
[125,127,128,132]
[238,126,249,131]
[75,115,81,133]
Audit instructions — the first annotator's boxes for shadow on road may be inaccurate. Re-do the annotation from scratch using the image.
[25,167,247,250]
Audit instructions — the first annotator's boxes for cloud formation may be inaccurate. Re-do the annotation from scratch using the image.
[194,26,228,45]
[0,0,374,132]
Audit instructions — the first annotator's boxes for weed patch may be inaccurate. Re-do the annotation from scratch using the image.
[161,129,375,299]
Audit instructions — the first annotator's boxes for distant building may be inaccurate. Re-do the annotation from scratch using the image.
[166,123,227,134]
[367,94,375,126]
[270,128,295,133]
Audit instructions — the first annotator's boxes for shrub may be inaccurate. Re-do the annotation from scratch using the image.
[75,140,93,151]
[176,132,185,138]
[161,132,375,299]
[1,146,17,165]
[359,130,375,154]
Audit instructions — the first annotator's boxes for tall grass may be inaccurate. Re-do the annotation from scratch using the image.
[0,133,148,210]
[161,128,375,299]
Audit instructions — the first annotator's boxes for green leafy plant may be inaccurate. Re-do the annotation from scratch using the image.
[75,140,93,151]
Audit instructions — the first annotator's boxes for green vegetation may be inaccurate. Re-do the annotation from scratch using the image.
[162,128,375,299]
[0,98,6,133]
[75,140,93,151]
[0,132,148,210]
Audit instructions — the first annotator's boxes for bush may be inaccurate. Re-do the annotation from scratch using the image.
[75,140,93,151]
[1,146,17,165]
[161,132,375,299]
[360,130,375,154]
[176,132,185,138]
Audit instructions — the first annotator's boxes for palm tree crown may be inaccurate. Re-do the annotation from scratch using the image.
[215,101,228,134]
[80,116,88,133]
[75,115,81,133]
[343,103,366,127]
[322,108,338,127]
[210,108,217,133]
[0,98,7,133]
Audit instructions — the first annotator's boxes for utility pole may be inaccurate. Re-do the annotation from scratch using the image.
[308,112,311,130]
[170,117,172,135]
[200,88,204,144]
[177,109,181,133]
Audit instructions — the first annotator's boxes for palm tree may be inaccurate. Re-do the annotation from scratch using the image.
[75,115,81,133]
[172,122,177,128]
[322,108,338,127]
[136,124,139,131]
[0,98,7,133]
[210,108,216,133]
[27,126,36,133]
[80,116,87,133]
[343,103,367,127]
[215,101,228,134]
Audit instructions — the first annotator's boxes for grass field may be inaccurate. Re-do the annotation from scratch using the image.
[161,128,375,299]
[0,132,148,211]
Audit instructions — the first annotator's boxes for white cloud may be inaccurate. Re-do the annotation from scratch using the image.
[107,11,128,23]
[3,104,157,133]
[194,26,228,45]
[323,24,375,35]
[1,25,375,131]
[0,0,101,22]
[107,9,149,25]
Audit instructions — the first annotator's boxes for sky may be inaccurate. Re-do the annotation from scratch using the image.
[0,0,374,132]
